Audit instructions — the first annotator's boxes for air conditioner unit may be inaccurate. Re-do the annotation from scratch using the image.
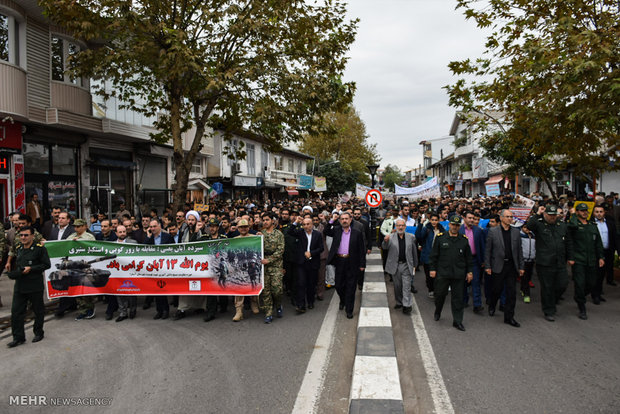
[232,163,241,174]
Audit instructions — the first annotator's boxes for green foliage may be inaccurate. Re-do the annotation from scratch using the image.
[315,161,357,196]
[300,105,380,185]
[41,0,358,209]
[446,0,620,191]
[382,164,404,191]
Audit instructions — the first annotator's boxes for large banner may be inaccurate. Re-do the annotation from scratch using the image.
[394,177,440,199]
[314,176,327,192]
[509,194,536,224]
[44,237,264,299]
[356,183,371,198]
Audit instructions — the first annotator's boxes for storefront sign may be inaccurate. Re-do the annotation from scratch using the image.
[14,154,25,213]
[0,121,23,153]
[485,183,501,196]
[233,175,259,187]
[298,175,313,190]
[314,176,327,192]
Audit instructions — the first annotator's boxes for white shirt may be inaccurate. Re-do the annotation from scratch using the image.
[596,218,609,250]
[305,231,312,253]
[57,225,69,240]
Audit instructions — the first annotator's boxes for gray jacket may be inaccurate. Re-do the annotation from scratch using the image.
[382,232,418,275]
[484,225,524,274]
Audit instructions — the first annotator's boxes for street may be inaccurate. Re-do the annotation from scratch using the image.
[2,252,620,413]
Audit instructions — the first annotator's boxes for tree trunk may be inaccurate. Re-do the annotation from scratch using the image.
[541,175,558,203]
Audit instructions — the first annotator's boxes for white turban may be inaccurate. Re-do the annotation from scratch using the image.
[302,206,313,213]
[185,210,200,221]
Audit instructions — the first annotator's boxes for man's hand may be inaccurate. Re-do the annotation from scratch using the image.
[568,260,575,266]
[23,266,31,274]
[304,251,311,259]
[4,262,11,272]
[367,249,371,255]
[537,206,545,215]
[486,268,492,275]
[296,216,303,224]
[599,259,605,268]
[430,271,436,278]
[384,235,390,242]
[519,269,525,277]
[359,268,365,272]
[260,259,269,265]
[466,272,473,283]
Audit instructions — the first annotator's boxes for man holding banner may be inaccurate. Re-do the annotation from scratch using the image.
[145,219,175,320]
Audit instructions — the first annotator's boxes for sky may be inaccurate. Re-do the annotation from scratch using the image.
[343,0,489,172]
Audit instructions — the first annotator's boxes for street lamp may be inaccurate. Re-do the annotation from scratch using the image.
[366,163,380,248]
[366,164,379,188]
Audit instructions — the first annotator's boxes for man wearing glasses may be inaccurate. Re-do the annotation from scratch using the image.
[7,226,50,347]
[484,210,524,327]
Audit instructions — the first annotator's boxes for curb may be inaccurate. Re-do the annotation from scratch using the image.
[348,253,404,413]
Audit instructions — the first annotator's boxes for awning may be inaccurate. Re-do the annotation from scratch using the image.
[266,180,303,188]
[187,179,210,190]
[485,175,503,185]
[286,189,299,196]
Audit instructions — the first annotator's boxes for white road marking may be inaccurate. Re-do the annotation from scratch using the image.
[367,253,382,260]
[362,282,387,293]
[364,264,384,272]
[292,291,340,414]
[349,356,402,400]
[409,295,455,414]
[358,307,391,327]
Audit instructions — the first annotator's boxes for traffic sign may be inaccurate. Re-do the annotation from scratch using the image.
[365,189,382,208]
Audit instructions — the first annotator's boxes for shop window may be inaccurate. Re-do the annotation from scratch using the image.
[52,146,76,175]
[23,143,50,174]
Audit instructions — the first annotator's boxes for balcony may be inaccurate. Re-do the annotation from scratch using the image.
[454,142,474,159]
[0,62,27,118]
[51,81,92,115]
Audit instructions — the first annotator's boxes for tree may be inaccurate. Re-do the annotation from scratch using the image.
[381,164,404,191]
[41,0,358,210]
[300,105,380,185]
[445,0,620,198]
[315,161,357,196]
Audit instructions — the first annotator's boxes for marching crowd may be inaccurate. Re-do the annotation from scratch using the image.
[4,190,620,347]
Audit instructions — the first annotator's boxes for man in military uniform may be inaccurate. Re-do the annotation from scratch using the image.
[429,215,473,331]
[525,205,574,321]
[6,214,44,272]
[69,219,97,320]
[567,203,604,320]
[200,218,228,322]
[260,212,285,323]
[7,226,51,347]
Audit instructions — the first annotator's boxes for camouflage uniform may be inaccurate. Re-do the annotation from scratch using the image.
[0,222,6,258]
[260,228,285,317]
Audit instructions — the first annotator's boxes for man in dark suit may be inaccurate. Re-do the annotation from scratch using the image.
[289,216,324,312]
[145,219,175,320]
[95,219,118,242]
[324,211,366,319]
[133,216,152,244]
[41,206,62,240]
[49,211,74,242]
[592,205,617,301]
[484,209,524,327]
[459,211,486,313]
[353,207,372,289]
[52,211,77,318]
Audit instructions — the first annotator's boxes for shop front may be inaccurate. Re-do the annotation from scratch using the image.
[0,120,23,220]
[88,148,135,218]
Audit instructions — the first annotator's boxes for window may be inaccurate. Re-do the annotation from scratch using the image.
[297,160,303,174]
[288,159,294,172]
[274,155,283,170]
[261,148,269,171]
[51,35,82,85]
[191,158,202,174]
[247,144,255,176]
[24,143,50,174]
[227,139,238,166]
[52,146,76,175]
[0,12,20,65]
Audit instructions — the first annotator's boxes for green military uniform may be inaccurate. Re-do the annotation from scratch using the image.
[525,206,574,318]
[8,230,43,257]
[8,241,51,342]
[261,228,285,317]
[429,219,473,325]
[200,225,228,321]
[567,205,604,316]
[0,221,6,257]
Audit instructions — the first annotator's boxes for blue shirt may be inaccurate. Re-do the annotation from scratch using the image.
[595,219,609,249]
[154,233,162,245]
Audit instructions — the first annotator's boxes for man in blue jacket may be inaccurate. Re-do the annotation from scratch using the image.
[459,211,485,313]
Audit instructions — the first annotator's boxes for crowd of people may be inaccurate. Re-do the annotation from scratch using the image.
[3,190,620,346]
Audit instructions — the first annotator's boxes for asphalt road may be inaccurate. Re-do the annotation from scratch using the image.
[1,289,357,414]
[394,268,620,414]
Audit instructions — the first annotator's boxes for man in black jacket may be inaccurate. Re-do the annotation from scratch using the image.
[289,216,324,312]
[145,219,175,320]
[324,212,366,319]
